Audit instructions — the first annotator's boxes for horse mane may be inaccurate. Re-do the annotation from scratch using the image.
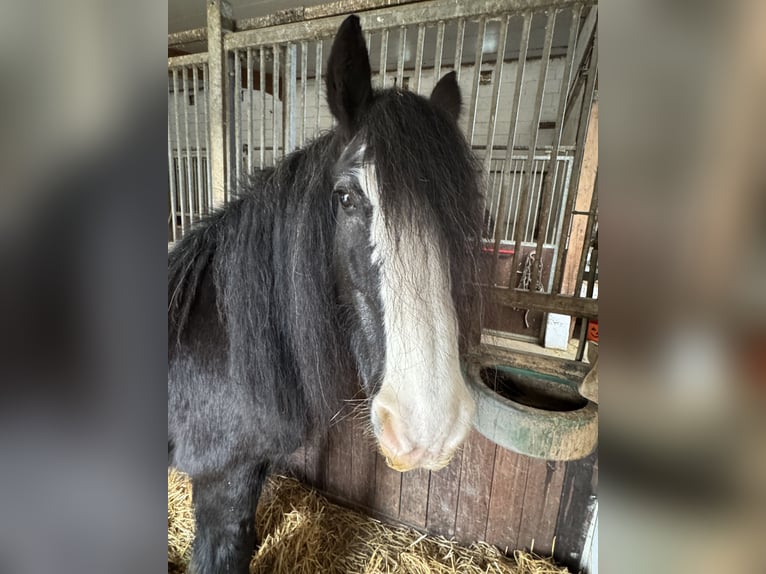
[168,86,483,434]
[169,132,354,434]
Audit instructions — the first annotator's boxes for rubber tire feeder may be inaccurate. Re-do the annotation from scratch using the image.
[464,360,598,461]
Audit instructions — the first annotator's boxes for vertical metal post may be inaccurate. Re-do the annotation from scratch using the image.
[301,41,308,146]
[509,10,555,286]
[532,4,582,291]
[272,44,280,163]
[171,69,186,234]
[193,66,204,215]
[167,102,178,242]
[379,28,389,88]
[490,13,531,284]
[453,19,465,83]
[284,43,297,155]
[414,24,425,93]
[259,47,266,169]
[433,21,445,86]
[247,48,254,174]
[314,40,323,133]
[396,26,407,88]
[203,65,212,208]
[233,50,242,192]
[482,16,509,177]
[182,67,195,220]
[206,0,233,208]
[465,17,486,145]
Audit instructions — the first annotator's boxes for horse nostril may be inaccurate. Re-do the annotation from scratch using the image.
[373,404,414,455]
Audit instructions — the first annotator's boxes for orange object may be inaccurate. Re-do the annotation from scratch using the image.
[587,320,599,342]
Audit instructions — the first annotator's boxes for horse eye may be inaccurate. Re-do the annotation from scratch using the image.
[338,191,354,210]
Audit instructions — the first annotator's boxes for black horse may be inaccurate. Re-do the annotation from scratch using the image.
[169,15,483,573]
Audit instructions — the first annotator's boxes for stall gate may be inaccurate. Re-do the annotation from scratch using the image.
[168,0,598,349]
[168,0,598,569]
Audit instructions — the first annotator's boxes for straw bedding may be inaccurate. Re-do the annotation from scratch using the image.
[168,468,571,574]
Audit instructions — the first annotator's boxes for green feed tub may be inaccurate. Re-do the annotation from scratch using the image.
[464,361,598,461]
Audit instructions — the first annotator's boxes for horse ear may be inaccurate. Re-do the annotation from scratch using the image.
[326,15,373,137]
[430,71,462,121]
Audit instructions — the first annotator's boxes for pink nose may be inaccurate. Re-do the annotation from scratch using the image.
[373,406,455,472]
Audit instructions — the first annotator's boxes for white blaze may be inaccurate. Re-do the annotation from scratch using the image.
[359,163,475,469]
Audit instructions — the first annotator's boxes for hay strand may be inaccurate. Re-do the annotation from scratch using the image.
[168,468,569,573]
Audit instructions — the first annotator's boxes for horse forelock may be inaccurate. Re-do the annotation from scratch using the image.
[358,89,484,348]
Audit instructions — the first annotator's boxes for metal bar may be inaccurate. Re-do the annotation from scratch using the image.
[379,28,389,88]
[168,28,207,47]
[548,157,573,279]
[396,26,406,88]
[433,20,445,85]
[285,43,297,154]
[193,66,204,217]
[203,64,212,208]
[168,53,209,68]
[259,47,266,168]
[531,4,582,290]
[171,69,187,234]
[167,107,178,242]
[568,5,597,97]
[247,48,254,174]
[465,17,486,144]
[233,50,242,193]
[272,43,279,162]
[509,9,556,287]
[224,0,593,51]
[301,41,308,146]
[207,0,233,209]
[481,16,508,273]
[453,18,465,82]
[573,172,598,293]
[524,160,540,241]
[481,16,509,178]
[553,31,598,293]
[315,40,323,133]
[414,23,425,93]
[490,13,531,283]
[182,67,195,221]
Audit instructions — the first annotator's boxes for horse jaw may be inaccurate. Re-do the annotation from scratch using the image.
[359,163,476,472]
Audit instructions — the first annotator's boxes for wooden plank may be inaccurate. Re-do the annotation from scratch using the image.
[324,415,354,496]
[553,450,597,571]
[561,101,598,296]
[485,447,529,552]
[399,468,431,529]
[484,287,598,320]
[425,448,464,538]
[348,417,378,511]
[372,452,402,521]
[454,429,497,543]
[515,458,566,556]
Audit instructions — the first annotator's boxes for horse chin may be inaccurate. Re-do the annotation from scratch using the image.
[378,444,455,473]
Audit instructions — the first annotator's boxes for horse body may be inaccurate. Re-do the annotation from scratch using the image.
[169,15,483,573]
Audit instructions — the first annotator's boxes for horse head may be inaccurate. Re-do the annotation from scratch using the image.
[326,16,483,472]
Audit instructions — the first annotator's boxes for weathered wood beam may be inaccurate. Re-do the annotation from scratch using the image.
[483,286,598,320]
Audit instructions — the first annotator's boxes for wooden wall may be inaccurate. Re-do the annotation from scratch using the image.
[286,412,597,571]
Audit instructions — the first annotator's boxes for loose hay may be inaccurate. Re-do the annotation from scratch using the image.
[168,468,570,574]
